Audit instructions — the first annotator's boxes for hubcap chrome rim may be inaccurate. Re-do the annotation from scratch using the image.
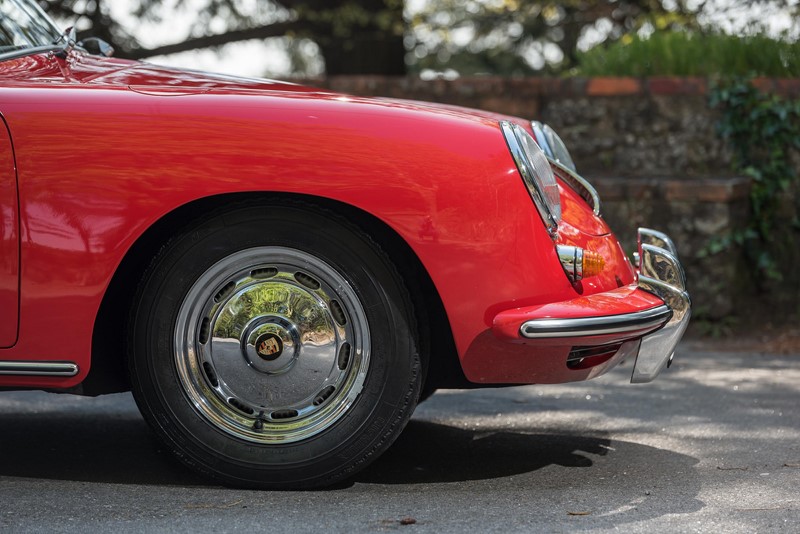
[174,247,370,444]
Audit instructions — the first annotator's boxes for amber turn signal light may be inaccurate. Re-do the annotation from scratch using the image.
[556,245,605,282]
[582,250,605,278]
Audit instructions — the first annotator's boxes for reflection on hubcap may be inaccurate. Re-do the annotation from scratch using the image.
[174,247,370,444]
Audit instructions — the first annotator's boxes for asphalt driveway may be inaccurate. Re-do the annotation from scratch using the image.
[0,340,798,532]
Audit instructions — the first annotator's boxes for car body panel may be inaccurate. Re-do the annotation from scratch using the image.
[0,114,18,347]
[1,50,642,390]
[481,284,663,383]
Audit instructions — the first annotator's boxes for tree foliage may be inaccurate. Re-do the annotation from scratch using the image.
[407,0,700,76]
[407,0,799,76]
[709,79,800,286]
[38,0,407,75]
[38,0,800,76]
[577,32,800,77]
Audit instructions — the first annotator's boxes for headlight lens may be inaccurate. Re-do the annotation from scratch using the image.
[531,120,577,173]
[500,121,561,235]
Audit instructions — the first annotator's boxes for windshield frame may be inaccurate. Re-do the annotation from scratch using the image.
[0,0,65,62]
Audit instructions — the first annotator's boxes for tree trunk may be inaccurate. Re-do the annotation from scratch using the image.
[310,0,407,75]
[317,31,407,75]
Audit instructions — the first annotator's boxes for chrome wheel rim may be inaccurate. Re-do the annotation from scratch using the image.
[174,246,370,444]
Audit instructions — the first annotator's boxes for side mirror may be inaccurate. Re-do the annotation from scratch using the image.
[54,26,77,58]
[78,37,115,57]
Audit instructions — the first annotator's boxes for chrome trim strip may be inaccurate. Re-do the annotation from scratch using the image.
[0,45,61,62]
[520,305,672,339]
[0,361,79,377]
[549,157,602,217]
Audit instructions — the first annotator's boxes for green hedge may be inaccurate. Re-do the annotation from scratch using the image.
[576,32,800,77]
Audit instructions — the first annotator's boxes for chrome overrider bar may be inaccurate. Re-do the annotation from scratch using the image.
[631,227,692,383]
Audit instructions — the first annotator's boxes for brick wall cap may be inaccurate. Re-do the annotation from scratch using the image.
[296,75,800,98]
[592,176,752,202]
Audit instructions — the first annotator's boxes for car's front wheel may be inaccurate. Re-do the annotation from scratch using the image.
[128,201,420,488]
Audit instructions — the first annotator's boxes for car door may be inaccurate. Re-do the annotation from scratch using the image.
[0,115,19,347]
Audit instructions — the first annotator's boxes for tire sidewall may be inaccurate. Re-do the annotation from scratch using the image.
[129,204,419,487]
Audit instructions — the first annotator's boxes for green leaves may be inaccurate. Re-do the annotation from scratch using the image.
[710,78,800,285]
[408,0,703,76]
[578,32,800,77]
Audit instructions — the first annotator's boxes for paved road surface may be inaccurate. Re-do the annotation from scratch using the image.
[1,341,798,532]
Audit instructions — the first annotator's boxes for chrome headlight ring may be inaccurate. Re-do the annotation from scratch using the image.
[531,121,600,217]
[548,157,602,217]
[500,121,562,236]
[531,120,577,173]
[530,121,553,160]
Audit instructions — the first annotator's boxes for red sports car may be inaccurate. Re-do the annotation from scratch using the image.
[0,0,690,488]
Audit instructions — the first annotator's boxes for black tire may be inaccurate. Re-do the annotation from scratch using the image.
[128,201,421,489]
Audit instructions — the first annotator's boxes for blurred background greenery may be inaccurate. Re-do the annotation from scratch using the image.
[39,0,799,78]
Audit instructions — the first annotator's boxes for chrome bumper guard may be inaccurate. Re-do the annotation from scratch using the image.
[521,305,672,338]
[631,228,692,383]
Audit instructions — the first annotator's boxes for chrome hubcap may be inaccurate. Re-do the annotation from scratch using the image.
[174,247,370,444]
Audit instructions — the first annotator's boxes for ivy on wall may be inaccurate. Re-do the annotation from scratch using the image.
[708,79,800,290]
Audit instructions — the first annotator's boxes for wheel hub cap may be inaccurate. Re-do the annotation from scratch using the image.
[174,247,370,444]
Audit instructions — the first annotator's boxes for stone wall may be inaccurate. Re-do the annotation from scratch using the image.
[594,176,751,321]
[298,76,800,324]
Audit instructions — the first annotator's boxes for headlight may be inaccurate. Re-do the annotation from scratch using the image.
[531,121,577,173]
[500,121,561,235]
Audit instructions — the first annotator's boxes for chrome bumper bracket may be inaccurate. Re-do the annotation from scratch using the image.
[631,228,692,383]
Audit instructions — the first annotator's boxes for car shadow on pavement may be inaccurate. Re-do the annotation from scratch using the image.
[0,389,701,518]
[0,394,616,488]
[357,420,616,484]
[0,407,211,487]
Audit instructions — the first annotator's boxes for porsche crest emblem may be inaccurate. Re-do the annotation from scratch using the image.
[255,333,283,361]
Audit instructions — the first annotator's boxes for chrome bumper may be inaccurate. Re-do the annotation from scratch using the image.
[630,228,692,383]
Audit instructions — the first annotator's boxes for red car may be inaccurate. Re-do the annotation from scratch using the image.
[0,1,690,488]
